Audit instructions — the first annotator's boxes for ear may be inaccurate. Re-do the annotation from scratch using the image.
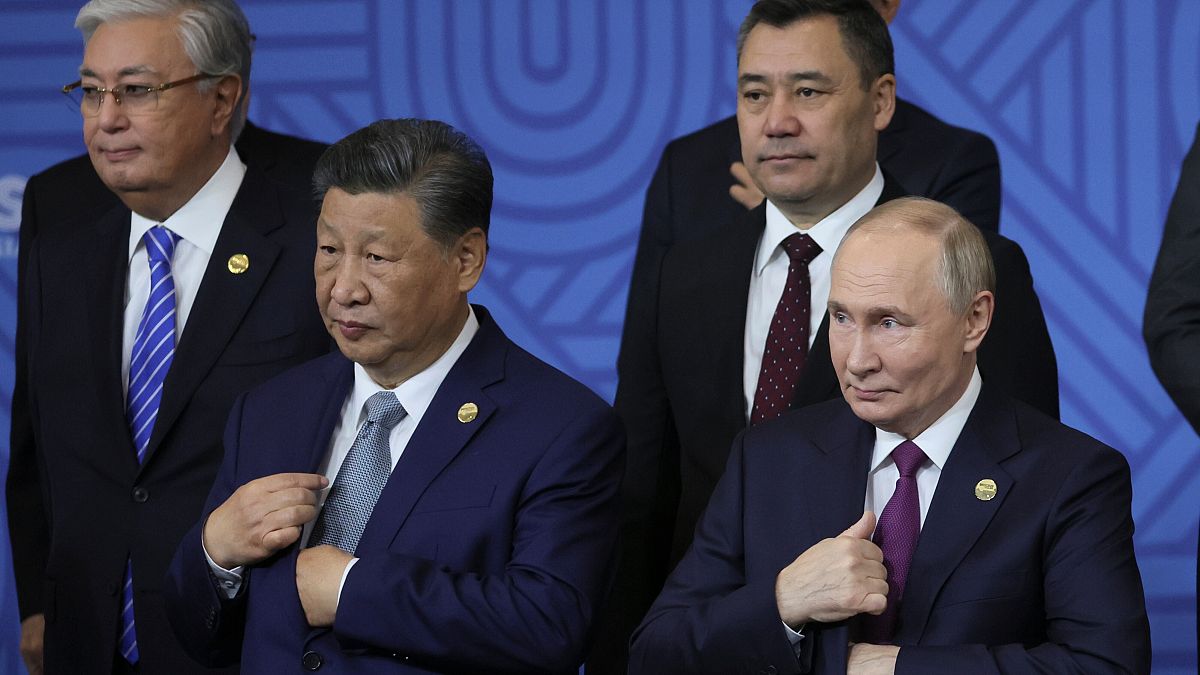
[453,227,488,293]
[962,290,994,354]
[871,73,896,132]
[873,0,902,24]
[210,74,242,138]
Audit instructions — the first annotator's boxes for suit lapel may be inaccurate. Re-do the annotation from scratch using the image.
[142,169,286,467]
[703,205,765,426]
[79,207,139,467]
[799,405,874,542]
[897,389,1018,641]
[355,307,506,551]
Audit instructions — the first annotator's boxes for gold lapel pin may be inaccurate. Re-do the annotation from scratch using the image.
[227,253,250,274]
[974,478,998,501]
[457,402,479,423]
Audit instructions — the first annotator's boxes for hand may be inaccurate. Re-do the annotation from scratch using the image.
[203,472,328,569]
[775,511,887,627]
[296,545,353,627]
[729,162,765,210]
[19,614,44,675]
[847,642,899,675]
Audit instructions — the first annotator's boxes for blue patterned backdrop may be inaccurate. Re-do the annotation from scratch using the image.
[0,0,1196,672]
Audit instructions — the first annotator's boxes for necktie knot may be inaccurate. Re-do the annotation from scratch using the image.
[892,440,926,477]
[365,391,406,431]
[143,225,180,265]
[781,232,822,267]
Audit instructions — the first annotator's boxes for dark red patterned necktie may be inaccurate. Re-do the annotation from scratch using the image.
[750,232,822,425]
[861,440,927,643]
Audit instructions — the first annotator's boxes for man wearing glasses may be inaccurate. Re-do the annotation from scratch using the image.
[6,1,330,672]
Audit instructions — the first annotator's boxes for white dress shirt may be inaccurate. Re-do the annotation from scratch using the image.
[122,147,246,397]
[207,307,481,600]
[742,166,884,419]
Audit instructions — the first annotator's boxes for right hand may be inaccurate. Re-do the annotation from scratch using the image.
[19,613,44,675]
[729,161,766,210]
[203,473,328,569]
[775,511,888,627]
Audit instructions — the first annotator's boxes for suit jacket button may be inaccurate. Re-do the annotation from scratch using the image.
[302,650,323,670]
[131,487,149,503]
[761,667,777,675]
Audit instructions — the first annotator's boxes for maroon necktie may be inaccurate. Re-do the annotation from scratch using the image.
[861,440,927,643]
[750,233,822,425]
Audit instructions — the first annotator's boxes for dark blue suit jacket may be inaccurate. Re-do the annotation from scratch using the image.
[629,388,1149,675]
[166,308,625,674]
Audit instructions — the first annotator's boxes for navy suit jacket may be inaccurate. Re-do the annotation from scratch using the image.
[166,308,625,674]
[12,166,331,673]
[629,388,1149,675]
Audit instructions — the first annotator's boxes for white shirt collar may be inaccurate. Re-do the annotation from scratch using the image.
[755,164,884,277]
[128,146,246,260]
[346,305,481,430]
[870,366,983,472]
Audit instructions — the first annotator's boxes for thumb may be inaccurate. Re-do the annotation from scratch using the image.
[840,511,876,539]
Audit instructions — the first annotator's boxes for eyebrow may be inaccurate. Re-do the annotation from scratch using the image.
[738,70,834,87]
[78,65,156,79]
[827,300,916,322]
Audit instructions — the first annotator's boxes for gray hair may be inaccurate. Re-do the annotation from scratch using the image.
[840,196,996,314]
[313,119,493,250]
[76,0,253,140]
[736,0,893,91]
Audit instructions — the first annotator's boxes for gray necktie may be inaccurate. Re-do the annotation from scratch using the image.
[309,390,407,553]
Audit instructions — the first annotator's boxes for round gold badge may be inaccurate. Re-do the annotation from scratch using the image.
[227,253,250,274]
[457,402,479,423]
[974,478,998,501]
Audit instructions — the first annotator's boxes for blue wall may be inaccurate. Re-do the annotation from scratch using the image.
[0,1,1196,672]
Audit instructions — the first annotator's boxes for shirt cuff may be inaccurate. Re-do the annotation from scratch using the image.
[336,557,359,608]
[782,621,806,653]
[202,540,245,599]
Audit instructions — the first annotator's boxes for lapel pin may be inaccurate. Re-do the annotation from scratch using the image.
[227,253,250,274]
[974,478,998,501]
[457,402,479,423]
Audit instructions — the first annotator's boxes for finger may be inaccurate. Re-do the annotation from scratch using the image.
[262,504,319,533]
[256,472,329,492]
[261,523,305,552]
[840,511,876,539]
[860,591,888,616]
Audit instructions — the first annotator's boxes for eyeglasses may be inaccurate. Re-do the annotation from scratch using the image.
[61,73,219,117]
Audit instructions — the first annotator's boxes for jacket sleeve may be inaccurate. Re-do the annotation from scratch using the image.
[1144,121,1200,434]
[7,185,49,621]
[163,394,251,668]
[629,431,804,675]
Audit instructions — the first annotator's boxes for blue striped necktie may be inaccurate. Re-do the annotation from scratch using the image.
[119,225,180,664]
[309,391,407,553]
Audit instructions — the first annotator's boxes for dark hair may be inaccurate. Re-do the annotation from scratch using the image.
[737,0,893,90]
[313,118,493,249]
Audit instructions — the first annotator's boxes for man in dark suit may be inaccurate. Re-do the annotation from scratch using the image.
[630,197,1149,675]
[165,118,625,673]
[600,2,1058,669]
[1142,118,1200,657]
[7,1,330,672]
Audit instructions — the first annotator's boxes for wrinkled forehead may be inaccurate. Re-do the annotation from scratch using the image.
[81,15,187,78]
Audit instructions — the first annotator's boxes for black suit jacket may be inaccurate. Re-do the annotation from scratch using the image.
[7,121,325,619]
[603,176,1058,672]
[629,389,1149,675]
[9,165,331,673]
